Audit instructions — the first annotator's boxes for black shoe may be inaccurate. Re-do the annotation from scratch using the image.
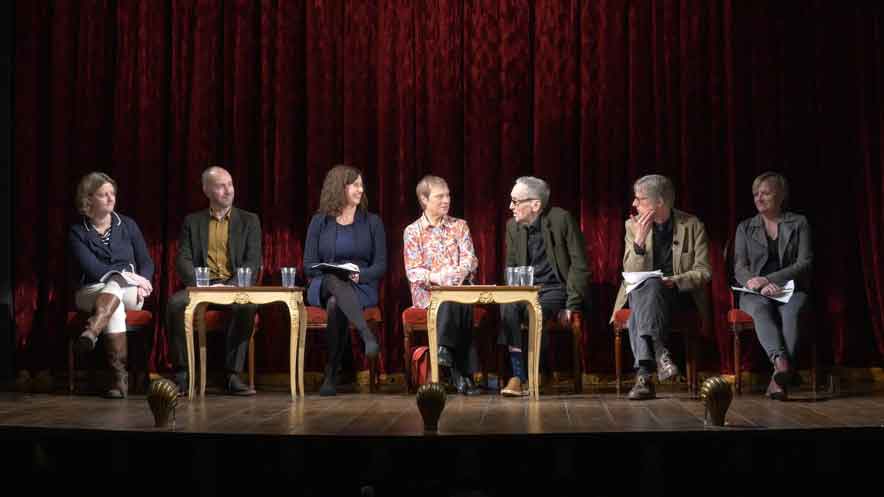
[173,371,189,397]
[456,375,482,396]
[437,346,454,368]
[627,375,656,400]
[225,373,256,396]
[319,377,337,396]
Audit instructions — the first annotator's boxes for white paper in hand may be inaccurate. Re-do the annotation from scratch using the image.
[623,270,664,294]
[731,280,795,304]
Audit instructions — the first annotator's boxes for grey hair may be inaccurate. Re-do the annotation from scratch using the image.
[201,166,230,189]
[634,174,675,208]
[515,176,550,209]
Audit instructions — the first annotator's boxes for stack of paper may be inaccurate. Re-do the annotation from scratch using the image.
[622,270,664,294]
[732,280,795,304]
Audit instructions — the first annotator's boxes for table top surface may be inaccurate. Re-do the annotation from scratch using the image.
[430,285,541,292]
[186,286,305,292]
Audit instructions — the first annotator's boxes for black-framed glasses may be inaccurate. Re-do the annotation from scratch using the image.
[510,197,538,207]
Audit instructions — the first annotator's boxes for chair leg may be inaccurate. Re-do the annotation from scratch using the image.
[572,326,583,394]
[734,332,742,395]
[614,328,622,396]
[403,325,413,394]
[248,334,256,391]
[68,338,75,394]
[811,337,817,395]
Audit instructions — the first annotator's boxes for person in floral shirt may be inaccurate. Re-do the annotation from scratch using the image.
[403,175,481,395]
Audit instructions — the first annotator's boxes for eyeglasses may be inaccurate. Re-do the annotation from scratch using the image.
[510,198,538,207]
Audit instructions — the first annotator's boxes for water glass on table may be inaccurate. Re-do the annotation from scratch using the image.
[519,266,534,286]
[236,267,253,287]
[281,267,297,288]
[505,267,518,286]
[195,267,210,287]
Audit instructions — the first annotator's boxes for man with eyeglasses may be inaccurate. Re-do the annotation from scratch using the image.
[499,176,590,396]
[611,174,711,400]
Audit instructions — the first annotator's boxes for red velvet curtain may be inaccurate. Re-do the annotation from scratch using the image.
[13,1,884,379]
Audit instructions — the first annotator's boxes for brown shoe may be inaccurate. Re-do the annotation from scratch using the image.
[766,376,787,401]
[103,333,128,399]
[772,355,792,389]
[501,377,527,397]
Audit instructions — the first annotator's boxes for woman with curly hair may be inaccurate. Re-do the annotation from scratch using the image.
[304,165,387,396]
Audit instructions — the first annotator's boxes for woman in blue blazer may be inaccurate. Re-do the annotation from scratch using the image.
[68,172,154,398]
[734,172,812,401]
[304,165,387,396]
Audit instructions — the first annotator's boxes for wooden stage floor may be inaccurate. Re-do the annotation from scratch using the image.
[2,388,884,435]
[2,388,883,494]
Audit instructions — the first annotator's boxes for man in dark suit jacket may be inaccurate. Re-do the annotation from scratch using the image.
[166,166,262,396]
[499,176,590,396]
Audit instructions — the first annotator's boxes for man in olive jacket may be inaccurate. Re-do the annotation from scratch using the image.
[166,166,262,396]
[611,174,711,400]
[499,176,590,396]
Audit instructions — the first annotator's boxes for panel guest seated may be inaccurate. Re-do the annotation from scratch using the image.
[734,172,812,401]
[166,166,262,396]
[499,177,590,397]
[69,172,155,399]
[611,174,711,400]
[304,165,387,397]
[404,175,481,395]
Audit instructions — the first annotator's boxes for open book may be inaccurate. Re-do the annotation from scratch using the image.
[732,280,795,304]
[312,262,360,278]
[623,270,663,294]
[99,268,141,286]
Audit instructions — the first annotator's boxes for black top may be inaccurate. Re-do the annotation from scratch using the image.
[652,216,674,276]
[760,233,781,276]
[526,216,560,287]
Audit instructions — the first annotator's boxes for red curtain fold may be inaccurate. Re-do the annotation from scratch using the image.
[12,1,884,379]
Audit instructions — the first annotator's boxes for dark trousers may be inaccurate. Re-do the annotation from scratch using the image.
[320,274,370,375]
[498,285,567,352]
[740,291,808,364]
[166,288,257,375]
[626,278,692,371]
[436,302,478,376]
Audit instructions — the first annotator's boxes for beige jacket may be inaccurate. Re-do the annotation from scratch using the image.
[610,209,712,328]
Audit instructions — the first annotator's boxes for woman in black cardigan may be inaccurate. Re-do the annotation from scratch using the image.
[68,172,154,398]
[304,165,387,396]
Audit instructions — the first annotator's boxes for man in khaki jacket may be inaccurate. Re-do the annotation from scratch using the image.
[611,174,711,400]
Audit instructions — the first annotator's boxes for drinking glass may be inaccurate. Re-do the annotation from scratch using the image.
[236,267,253,287]
[505,267,518,286]
[521,266,534,286]
[281,267,297,288]
[194,267,210,287]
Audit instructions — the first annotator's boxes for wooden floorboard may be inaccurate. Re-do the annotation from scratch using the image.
[2,390,883,436]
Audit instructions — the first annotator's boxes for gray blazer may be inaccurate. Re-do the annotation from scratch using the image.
[734,211,812,291]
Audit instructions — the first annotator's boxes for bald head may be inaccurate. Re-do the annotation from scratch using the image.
[202,166,235,210]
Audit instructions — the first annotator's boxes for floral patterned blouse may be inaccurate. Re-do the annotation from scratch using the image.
[403,214,479,309]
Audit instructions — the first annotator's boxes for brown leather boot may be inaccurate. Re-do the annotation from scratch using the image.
[74,293,122,354]
[104,333,128,399]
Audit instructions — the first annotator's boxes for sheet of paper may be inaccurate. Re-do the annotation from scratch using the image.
[732,280,795,304]
[311,262,360,273]
[622,270,663,294]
